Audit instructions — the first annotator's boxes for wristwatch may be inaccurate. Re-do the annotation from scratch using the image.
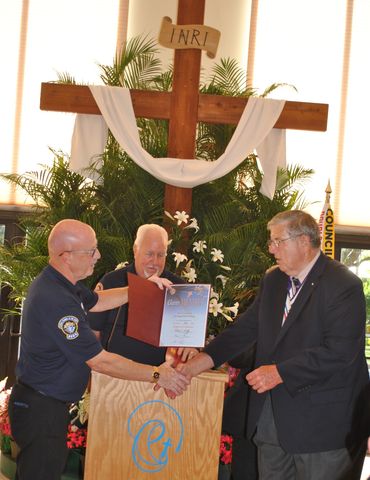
[151,366,160,383]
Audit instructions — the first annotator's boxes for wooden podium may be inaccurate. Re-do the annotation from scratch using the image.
[84,370,228,480]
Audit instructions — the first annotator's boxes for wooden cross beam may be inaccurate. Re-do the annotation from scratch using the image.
[40,0,328,216]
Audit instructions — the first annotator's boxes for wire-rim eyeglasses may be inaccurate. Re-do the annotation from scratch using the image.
[58,248,98,257]
[267,234,303,248]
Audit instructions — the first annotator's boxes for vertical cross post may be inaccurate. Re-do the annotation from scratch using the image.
[165,0,205,216]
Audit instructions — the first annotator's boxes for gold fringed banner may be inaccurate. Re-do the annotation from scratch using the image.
[319,181,335,258]
[158,16,220,58]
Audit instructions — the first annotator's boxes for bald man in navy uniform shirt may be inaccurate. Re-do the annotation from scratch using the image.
[9,219,189,480]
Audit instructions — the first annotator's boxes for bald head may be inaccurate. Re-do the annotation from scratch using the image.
[48,219,100,284]
[48,219,96,259]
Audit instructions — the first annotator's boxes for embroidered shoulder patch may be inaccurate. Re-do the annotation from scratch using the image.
[58,316,79,340]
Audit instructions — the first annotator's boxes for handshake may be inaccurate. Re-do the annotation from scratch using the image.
[153,347,205,399]
[153,346,284,398]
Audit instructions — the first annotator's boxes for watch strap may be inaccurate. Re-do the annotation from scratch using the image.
[151,366,160,383]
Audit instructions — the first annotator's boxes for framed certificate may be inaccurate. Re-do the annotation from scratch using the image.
[159,284,211,347]
[126,273,210,347]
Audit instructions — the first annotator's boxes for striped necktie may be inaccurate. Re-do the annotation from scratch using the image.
[282,277,301,325]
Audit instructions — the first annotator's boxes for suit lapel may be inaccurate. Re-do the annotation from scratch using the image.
[273,253,329,347]
[269,276,289,341]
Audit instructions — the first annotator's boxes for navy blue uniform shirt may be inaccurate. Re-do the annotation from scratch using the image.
[88,263,183,365]
[16,265,103,402]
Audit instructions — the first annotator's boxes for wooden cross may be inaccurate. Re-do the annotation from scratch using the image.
[40,0,328,216]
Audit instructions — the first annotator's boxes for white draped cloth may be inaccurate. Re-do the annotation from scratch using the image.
[70,86,286,199]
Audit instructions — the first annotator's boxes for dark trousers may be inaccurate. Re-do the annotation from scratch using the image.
[254,394,365,480]
[231,435,258,480]
[8,383,70,480]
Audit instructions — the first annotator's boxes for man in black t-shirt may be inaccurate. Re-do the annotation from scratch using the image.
[88,224,198,366]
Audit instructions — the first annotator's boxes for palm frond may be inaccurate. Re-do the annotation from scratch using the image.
[205,57,251,97]
[98,35,162,88]
[260,83,297,98]
[55,71,77,85]
[153,68,173,91]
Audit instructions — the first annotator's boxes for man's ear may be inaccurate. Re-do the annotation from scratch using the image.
[300,234,311,247]
[59,252,71,265]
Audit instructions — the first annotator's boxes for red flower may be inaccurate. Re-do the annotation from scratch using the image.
[0,387,12,439]
[66,424,87,450]
[220,434,233,465]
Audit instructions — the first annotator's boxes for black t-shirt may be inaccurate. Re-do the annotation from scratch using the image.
[88,263,183,366]
[16,265,102,402]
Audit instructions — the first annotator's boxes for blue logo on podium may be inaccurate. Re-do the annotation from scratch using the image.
[127,400,184,473]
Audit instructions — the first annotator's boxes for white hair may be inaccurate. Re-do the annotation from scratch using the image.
[134,224,168,249]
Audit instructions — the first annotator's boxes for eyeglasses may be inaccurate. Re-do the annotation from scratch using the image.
[59,248,98,257]
[267,234,303,248]
[144,251,167,260]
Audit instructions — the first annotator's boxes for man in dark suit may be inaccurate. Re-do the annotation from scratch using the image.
[179,210,369,479]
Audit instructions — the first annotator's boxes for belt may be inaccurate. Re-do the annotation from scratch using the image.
[17,379,71,406]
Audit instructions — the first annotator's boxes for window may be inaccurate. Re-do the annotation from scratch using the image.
[337,235,370,361]
[0,0,121,206]
[2,0,370,229]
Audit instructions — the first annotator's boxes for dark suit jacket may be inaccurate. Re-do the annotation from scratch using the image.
[222,346,256,438]
[205,253,369,454]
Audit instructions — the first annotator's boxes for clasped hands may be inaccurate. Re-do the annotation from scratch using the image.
[156,350,283,398]
[153,347,198,399]
[148,279,283,396]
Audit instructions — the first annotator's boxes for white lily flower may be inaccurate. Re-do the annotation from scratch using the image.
[184,259,194,270]
[220,265,231,271]
[182,267,197,283]
[211,248,224,263]
[172,252,188,268]
[174,210,189,226]
[210,288,219,300]
[223,302,239,317]
[185,217,200,232]
[193,240,207,253]
[209,297,224,317]
[220,311,234,322]
[164,210,175,221]
[115,261,128,270]
[216,274,228,287]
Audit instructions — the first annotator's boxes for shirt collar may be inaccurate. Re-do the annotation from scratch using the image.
[295,250,321,284]
[45,264,83,294]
